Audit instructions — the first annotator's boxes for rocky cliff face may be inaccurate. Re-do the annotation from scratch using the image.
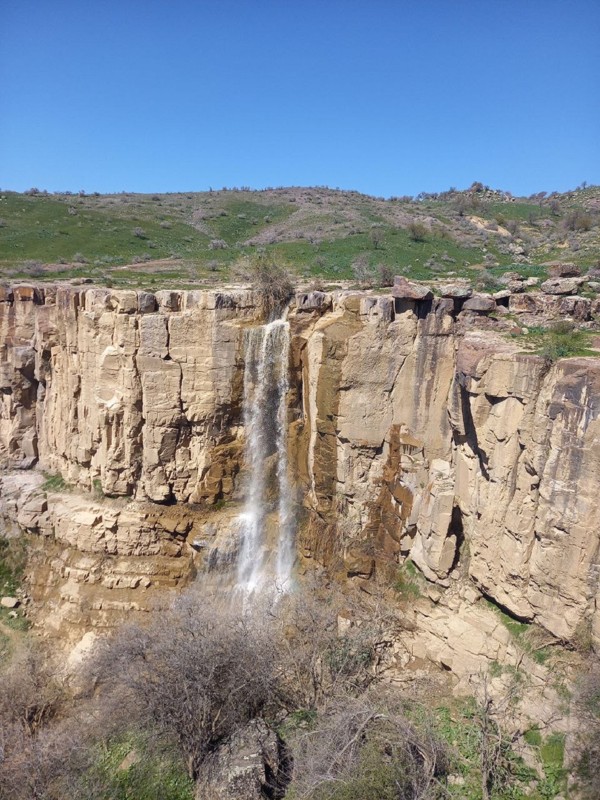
[1,283,599,671]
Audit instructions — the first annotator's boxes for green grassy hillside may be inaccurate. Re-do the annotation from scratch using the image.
[0,183,598,289]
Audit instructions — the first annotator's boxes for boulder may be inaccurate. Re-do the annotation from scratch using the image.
[548,263,581,278]
[462,295,496,313]
[195,720,289,800]
[137,291,157,313]
[541,278,580,296]
[1,597,20,609]
[13,284,42,302]
[587,281,600,293]
[155,290,181,311]
[295,290,332,313]
[440,284,473,299]
[499,271,524,284]
[392,276,433,301]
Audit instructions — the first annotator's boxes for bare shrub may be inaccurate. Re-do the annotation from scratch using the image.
[132,226,146,239]
[0,643,74,800]
[369,226,384,250]
[407,221,427,242]
[0,644,66,738]
[271,587,387,713]
[22,260,44,277]
[89,592,276,781]
[474,270,503,292]
[287,694,448,800]
[377,263,394,287]
[565,211,593,232]
[234,252,294,320]
[351,254,374,287]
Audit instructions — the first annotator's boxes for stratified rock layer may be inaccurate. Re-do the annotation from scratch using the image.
[0,284,599,654]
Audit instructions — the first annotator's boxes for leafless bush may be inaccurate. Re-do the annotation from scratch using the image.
[234,252,294,320]
[0,644,66,738]
[271,587,388,713]
[370,226,384,250]
[209,238,228,250]
[90,592,276,780]
[565,210,593,232]
[132,226,146,238]
[407,221,427,242]
[351,254,374,287]
[287,694,448,800]
[377,263,394,287]
[22,260,44,277]
[0,643,76,800]
[573,658,600,798]
[474,269,503,292]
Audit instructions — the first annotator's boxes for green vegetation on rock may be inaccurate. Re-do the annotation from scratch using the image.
[513,321,598,360]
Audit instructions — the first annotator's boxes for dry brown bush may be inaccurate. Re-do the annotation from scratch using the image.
[286,693,448,800]
[90,592,277,781]
[573,658,600,798]
[234,252,295,319]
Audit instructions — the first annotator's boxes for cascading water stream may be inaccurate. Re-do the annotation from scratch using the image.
[236,317,294,593]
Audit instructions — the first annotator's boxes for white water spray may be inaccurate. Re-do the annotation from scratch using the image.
[236,318,294,593]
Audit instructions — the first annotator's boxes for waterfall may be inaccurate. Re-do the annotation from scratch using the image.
[236,317,294,593]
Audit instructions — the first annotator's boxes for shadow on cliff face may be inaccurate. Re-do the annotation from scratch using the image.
[454,380,490,480]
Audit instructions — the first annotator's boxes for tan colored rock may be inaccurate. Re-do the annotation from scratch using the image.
[541,277,581,295]
[392,276,433,300]
[440,284,473,299]
[1,283,599,655]
[462,294,496,313]
[548,263,581,278]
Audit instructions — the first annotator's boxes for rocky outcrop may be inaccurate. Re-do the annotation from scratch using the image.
[0,286,255,501]
[1,282,599,657]
[293,290,600,647]
[195,720,289,800]
[0,471,196,637]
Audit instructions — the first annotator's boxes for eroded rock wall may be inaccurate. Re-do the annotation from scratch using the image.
[293,292,600,645]
[0,286,256,502]
[1,284,599,652]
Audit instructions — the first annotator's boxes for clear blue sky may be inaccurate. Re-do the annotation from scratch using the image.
[1,0,598,197]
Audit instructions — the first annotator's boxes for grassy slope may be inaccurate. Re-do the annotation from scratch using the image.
[0,185,598,288]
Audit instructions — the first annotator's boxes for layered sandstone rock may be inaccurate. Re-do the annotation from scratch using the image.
[0,286,256,502]
[293,289,600,648]
[0,282,599,657]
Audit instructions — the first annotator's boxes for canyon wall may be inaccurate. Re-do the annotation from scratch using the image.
[0,283,599,669]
